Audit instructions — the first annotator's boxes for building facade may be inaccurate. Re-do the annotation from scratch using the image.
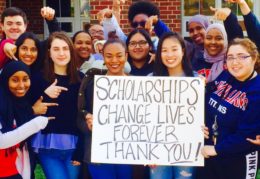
[0,0,259,39]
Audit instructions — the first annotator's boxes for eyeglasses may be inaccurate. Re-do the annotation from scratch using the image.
[131,21,146,28]
[226,54,251,62]
[89,29,104,36]
[128,40,148,48]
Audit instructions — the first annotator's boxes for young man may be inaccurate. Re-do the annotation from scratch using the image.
[0,6,57,69]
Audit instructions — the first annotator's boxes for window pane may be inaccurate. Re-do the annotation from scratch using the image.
[201,0,215,15]
[184,0,199,16]
[60,22,73,32]
[46,0,74,17]
[184,0,215,16]
[80,0,90,17]
[222,0,253,16]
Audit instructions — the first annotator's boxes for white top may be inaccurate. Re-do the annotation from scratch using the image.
[0,116,48,149]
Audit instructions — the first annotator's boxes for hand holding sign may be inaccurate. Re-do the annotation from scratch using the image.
[44,79,68,98]
[201,145,217,158]
[85,113,93,131]
[32,96,58,115]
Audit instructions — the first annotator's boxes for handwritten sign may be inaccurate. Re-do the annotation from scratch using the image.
[91,76,204,166]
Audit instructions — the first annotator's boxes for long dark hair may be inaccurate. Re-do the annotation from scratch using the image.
[15,32,41,72]
[43,31,80,84]
[126,29,154,63]
[154,31,194,77]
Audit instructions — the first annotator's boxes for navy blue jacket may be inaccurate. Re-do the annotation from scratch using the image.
[206,71,260,157]
[243,12,260,50]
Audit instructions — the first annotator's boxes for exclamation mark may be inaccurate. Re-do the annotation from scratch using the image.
[195,142,201,161]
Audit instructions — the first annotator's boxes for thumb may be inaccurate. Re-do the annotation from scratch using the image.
[51,79,58,86]
[37,96,43,102]
[210,6,217,12]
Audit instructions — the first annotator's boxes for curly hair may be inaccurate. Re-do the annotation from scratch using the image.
[227,38,260,73]
[128,0,160,23]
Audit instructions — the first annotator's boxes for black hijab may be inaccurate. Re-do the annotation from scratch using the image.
[0,61,33,133]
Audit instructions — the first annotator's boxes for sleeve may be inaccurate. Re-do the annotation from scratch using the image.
[243,12,260,50]
[0,39,14,69]
[224,12,244,42]
[0,116,48,149]
[215,110,260,157]
[154,19,171,38]
[102,15,127,42]
[45,17,61,34]
[77,76,91,134]
[71,133,85,162]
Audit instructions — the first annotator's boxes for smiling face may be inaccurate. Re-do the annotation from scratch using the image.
[204,28,224,57]
[89,24,104,41]
[188,22,206,45]
[50,38,71,68]
[128,32,150,63]
[74,32,92,60]
[161,37,184,74]
[8,71,30,97]
[18,38,38,66]
[227,44,256,81]
[1,15,27,41]
[132,14,149,30]
[103,43,127,76]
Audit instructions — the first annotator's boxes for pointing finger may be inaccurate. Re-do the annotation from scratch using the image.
[51,79,58,86]
[44,103,59,107]
[56,86,68,91]
[48,116,56,120]
[210,6,217,12]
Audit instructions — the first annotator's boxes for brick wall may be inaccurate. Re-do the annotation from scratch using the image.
[90,0,181,35]
[0,0,181,37]
[0,0,6,39]
[6,0,43,35]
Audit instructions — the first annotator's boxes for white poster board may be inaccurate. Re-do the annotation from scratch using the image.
[91,75,204,166]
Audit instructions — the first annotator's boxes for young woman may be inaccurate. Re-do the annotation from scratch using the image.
[72,30,105,74]
[150,31,196,179]
[14,32,41,73]
[187,14,211,77]
[126,29,155,76]
[0,61,49,179]
[29,31,82,179]
[200,38,260,179]
[79,39,132,179]
[204,23,228,82]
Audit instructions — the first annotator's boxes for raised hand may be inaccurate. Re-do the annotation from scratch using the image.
[4,43,18,60]
[225,0,245,4]
[97,8,113,24]
[210,6,231,21]
[44,79,68,98]
[32,96,58,115]
[41,6,55,21]
[145,15,158,34]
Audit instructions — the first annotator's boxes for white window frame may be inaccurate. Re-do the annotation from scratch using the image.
[181,0,260,37]
[43,0,90,38]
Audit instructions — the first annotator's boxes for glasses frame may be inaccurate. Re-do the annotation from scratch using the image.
[128,40,148,48]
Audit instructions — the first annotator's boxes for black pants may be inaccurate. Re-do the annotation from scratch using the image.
[197,151,258,179]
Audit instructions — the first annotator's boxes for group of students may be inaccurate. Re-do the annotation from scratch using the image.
[0,0,260,179]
